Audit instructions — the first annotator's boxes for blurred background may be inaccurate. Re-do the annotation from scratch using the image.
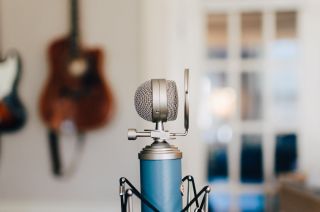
[1,0,320,211]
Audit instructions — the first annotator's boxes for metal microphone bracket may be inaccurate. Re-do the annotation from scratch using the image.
[128,127,187,141]
[128,128,173,141]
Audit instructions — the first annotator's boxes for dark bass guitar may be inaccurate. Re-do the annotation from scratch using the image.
[0,51,26,133]
[39,0,114,177]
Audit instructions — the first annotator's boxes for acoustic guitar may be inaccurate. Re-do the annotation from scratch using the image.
[39,0,114,176]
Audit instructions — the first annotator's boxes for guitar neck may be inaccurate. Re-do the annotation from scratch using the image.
[70,0,80,57]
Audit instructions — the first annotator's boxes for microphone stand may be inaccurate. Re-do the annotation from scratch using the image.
[119,176,211,212]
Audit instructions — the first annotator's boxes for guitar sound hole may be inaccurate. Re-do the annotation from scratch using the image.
[68,58,88,77]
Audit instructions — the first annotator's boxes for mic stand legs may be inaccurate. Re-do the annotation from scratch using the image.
[119,177,159,212]
[126,189,133,212]
[119,176,211,212]
[181,175,211,212]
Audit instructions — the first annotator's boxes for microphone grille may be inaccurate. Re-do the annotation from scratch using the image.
[134,80,153,121]
[134,80,179,122]
[166,80,178,121]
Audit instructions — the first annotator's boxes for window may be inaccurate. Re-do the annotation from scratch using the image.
[202,8,300,212]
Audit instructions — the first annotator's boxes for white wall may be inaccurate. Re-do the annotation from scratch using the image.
[300,0,320,187]
[139,0,207,187]
[0,0,140,210]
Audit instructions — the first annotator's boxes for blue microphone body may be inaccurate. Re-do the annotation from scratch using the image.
[139,142,182,212]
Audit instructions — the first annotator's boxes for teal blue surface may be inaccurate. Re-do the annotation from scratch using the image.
[140,159,182,212]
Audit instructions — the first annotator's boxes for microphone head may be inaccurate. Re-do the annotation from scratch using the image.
[134,80,178,122]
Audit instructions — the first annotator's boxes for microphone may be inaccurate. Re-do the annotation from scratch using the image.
[128,70,189,212]
[119,69,210,212]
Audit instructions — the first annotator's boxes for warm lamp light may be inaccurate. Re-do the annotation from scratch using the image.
[209,87,236,119]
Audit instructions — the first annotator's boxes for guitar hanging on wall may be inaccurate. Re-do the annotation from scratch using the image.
[39,0,114,177]
[0,0,27,161]
[0,51,26,134]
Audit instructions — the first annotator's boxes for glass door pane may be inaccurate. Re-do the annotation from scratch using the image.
[208,143,229,182]
[276,11,297,39]
[241,12,262,59]
[207,14,228,59]
[240,134,264,183]
[272,11,298,59]
[275,133,298,175]
[241,72,262,121]
[199,72,236,143]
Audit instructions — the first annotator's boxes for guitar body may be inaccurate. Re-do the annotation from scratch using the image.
[0,52,26,133]
[40,37,114,132]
